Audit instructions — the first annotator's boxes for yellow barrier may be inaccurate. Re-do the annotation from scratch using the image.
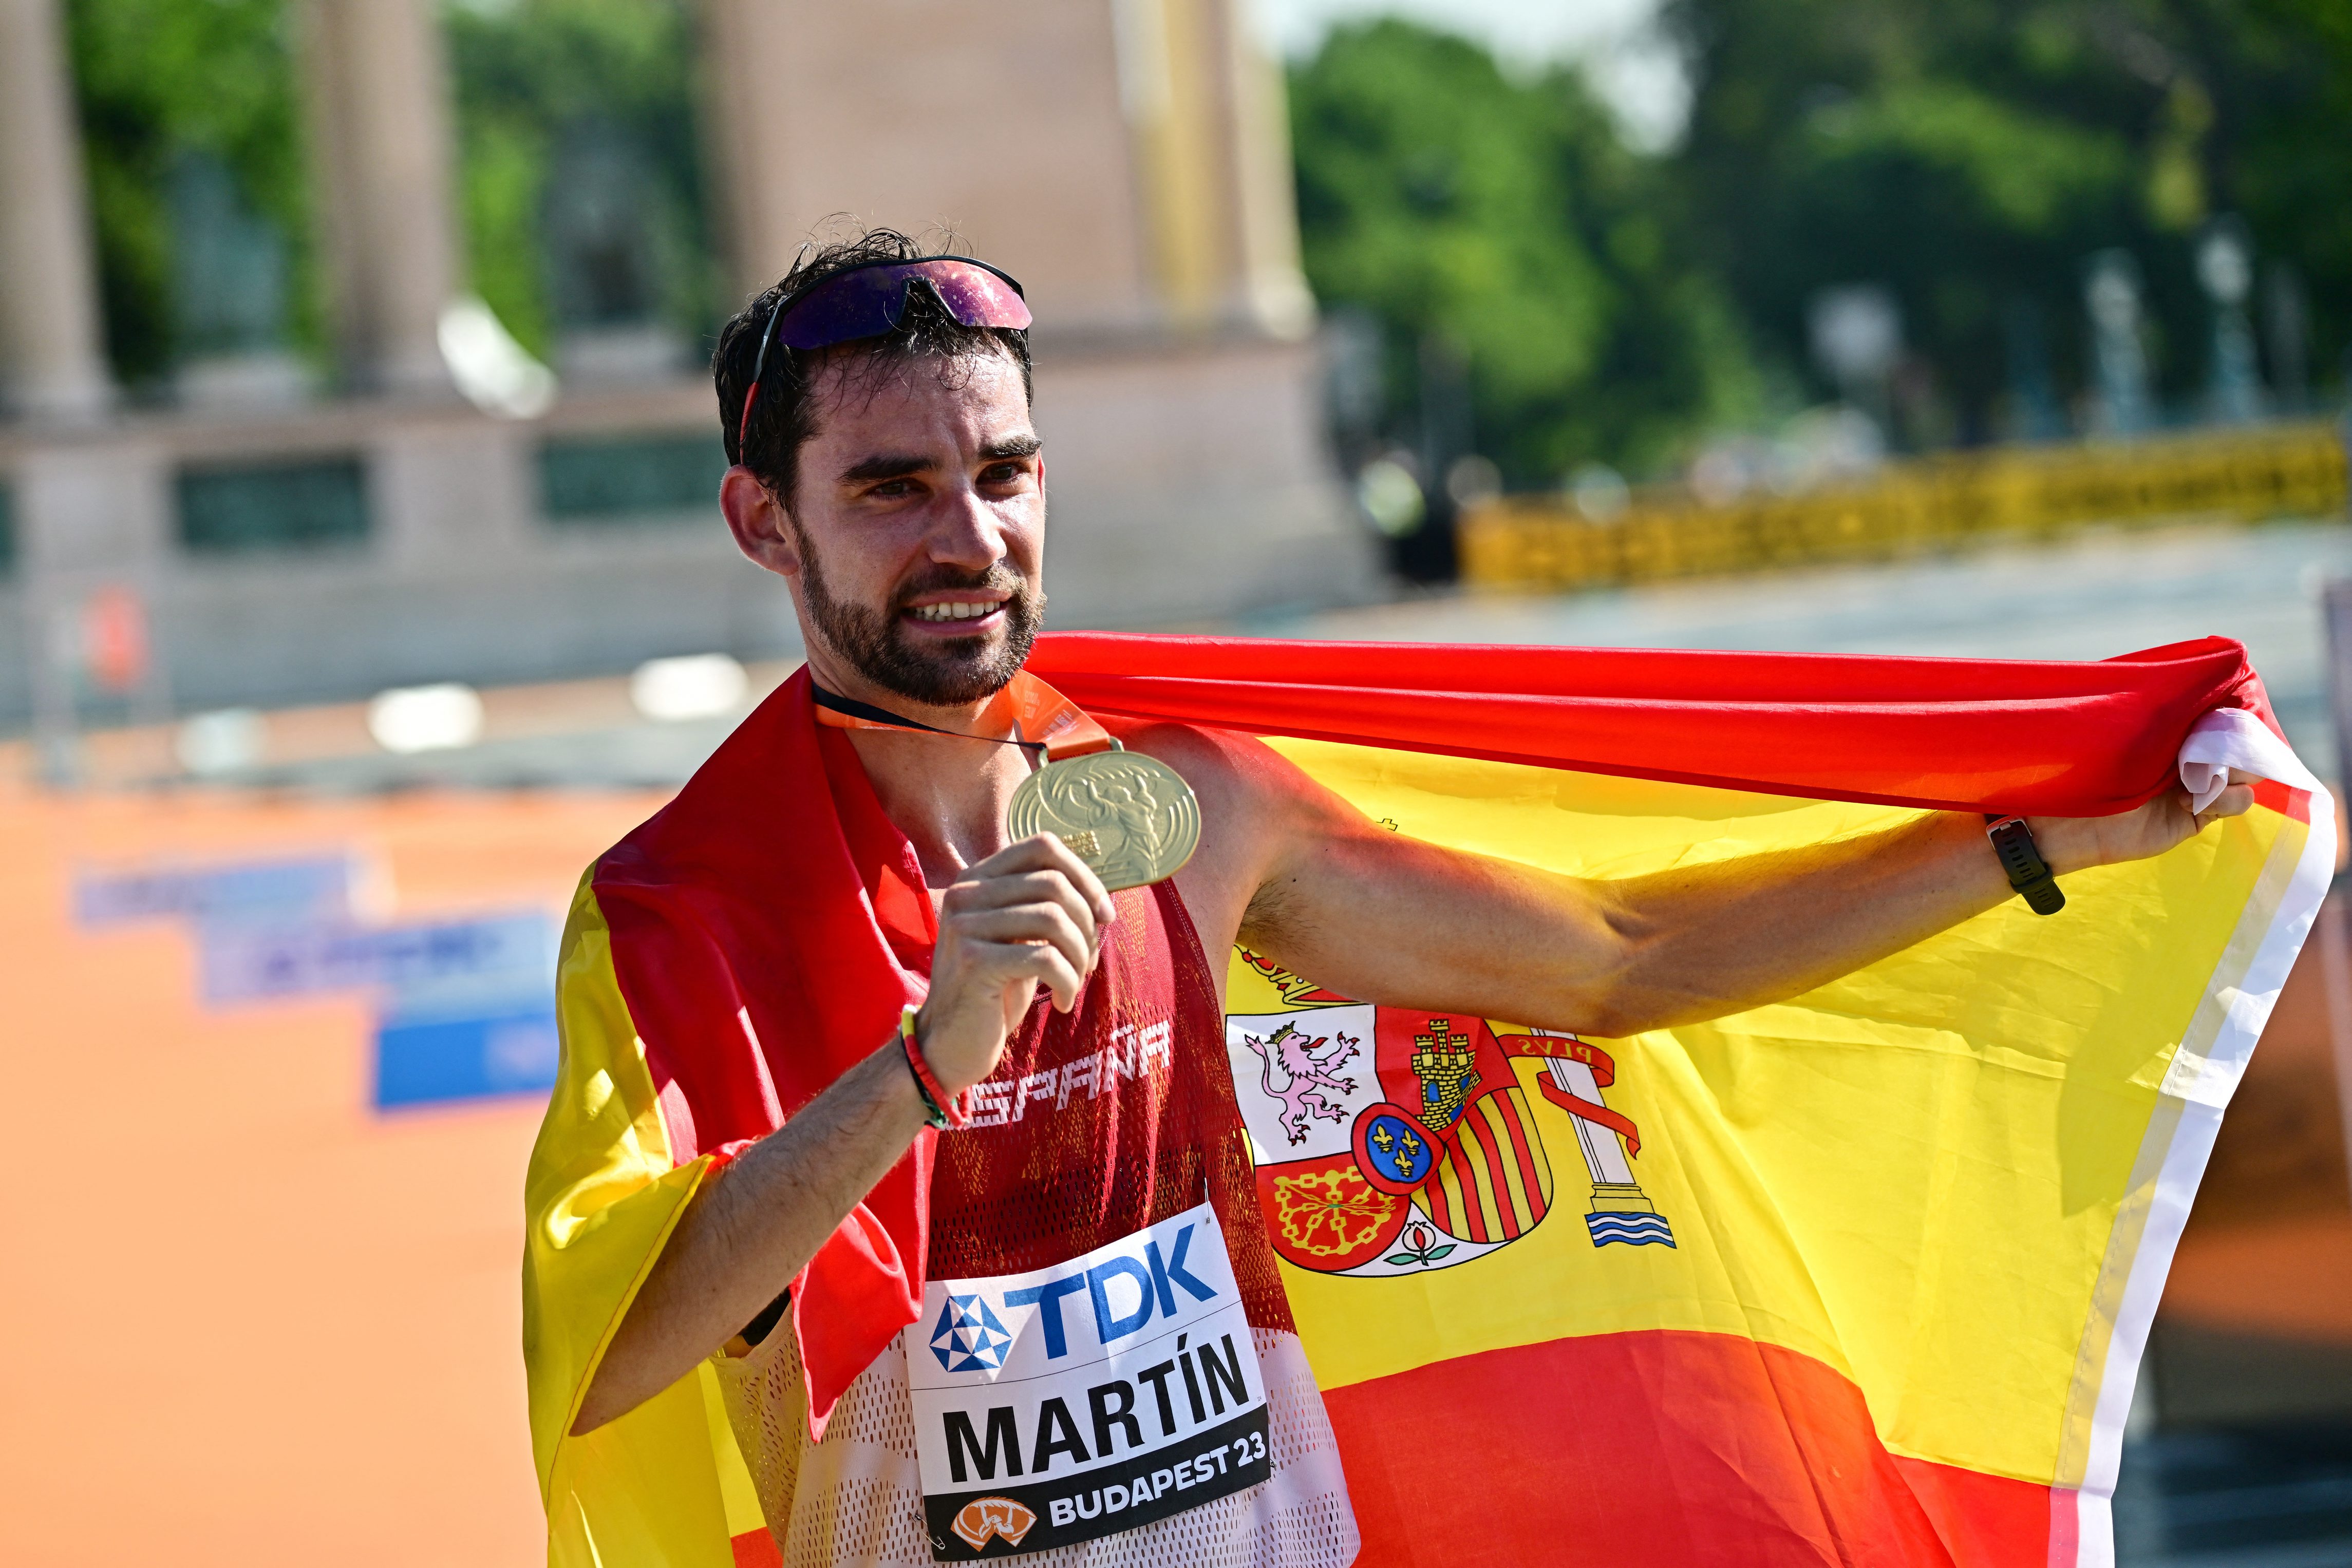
[1460,420,2350,591]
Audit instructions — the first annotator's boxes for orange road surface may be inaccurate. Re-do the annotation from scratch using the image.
[6,772,2350,1566]
[0,781,664,1568]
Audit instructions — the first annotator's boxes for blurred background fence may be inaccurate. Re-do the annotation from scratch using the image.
[1464,419,2350,589]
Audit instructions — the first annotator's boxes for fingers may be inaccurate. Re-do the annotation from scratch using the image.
[950,905,1096,1007]
[2195,782,2256,828]
[956,930,1085,1013]
[944,867,1103,957]
[969,834,1116,925]
[938,837,1117,1015]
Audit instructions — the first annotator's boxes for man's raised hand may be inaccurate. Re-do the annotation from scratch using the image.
[2031,769,2258,875]
[915,835,1116,1097]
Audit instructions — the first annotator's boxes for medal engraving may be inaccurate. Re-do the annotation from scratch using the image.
[1007,746,1201,891]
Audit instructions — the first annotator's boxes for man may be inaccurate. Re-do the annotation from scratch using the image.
[535,231,2250,1566]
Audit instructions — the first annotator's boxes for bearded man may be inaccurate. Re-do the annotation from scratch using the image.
[523,231,2251,1568]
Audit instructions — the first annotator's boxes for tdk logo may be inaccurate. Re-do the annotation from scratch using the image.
[907,1201,1266,1547]
[934,1222,1217,1371]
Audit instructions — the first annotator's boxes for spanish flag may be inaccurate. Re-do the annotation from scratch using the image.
[525,633,2326,1567]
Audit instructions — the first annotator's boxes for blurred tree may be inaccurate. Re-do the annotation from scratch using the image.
[64,0,312,388]
[1664,0,2352,440]
[2234,0,2352,399]
[444,0,717,361]
[1289,19,1762,488]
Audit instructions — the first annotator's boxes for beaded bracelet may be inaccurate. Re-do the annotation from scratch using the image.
[899,1005,970,1129]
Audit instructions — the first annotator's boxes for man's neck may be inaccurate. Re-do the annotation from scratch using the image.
[806,650,1032,893]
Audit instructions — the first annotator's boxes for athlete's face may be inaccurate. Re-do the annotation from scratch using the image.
[723,346,1044,709]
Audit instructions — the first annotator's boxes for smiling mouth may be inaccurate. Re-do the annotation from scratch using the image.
[907,600,1004,625]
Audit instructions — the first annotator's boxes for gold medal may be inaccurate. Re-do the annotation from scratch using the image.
[1006,741,1201,891]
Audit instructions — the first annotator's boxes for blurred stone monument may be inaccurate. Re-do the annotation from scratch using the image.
[693,0,1362,624]
[1321,306,1385,473]
[2196,215,2265,426]
[1807,284,1901,439]
[2083,249,2154,437]
[2264,262,2311,417]
[545,121,687,386]
[2000,298,2065,442]
[300,0,463,397]
[169,151,308,408]
[0,0,1368,732]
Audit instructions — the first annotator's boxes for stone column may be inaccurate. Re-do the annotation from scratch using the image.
[1118,0,1311,336]
[1216,1,1315,338]
[695,0,802,305]
[697,0,1155,328]
[298,0,462,394]
[0,0,114,420]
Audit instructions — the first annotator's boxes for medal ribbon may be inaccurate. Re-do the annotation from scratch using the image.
[811,669,1116,760]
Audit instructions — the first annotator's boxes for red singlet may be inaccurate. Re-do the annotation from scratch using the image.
[715,728,1358,1567]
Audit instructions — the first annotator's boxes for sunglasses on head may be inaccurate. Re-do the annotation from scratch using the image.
[736,256,1032,450]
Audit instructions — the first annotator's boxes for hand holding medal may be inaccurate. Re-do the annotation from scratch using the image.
[812,672,1200,890]
[1006,742,1199,891]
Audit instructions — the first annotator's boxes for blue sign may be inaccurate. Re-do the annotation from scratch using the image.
[374,1004,560,1108]
[74,854,360,930]
[79,848,565,1114]
[200,911,553,1005]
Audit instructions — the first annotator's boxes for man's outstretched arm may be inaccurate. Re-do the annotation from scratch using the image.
[1151,725,2254,1039]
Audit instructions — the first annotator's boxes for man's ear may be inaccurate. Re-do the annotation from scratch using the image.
[720,466,800,578]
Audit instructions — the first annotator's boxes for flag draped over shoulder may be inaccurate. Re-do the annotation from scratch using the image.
[524,675,935,1568]
[524,634,2328,1568]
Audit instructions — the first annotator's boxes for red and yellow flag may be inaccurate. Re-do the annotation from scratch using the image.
[525,633,2326,1566]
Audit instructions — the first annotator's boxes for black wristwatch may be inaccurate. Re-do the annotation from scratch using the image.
[1984,815,2065,915]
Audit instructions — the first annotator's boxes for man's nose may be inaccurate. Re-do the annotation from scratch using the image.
[925,477,1006,569]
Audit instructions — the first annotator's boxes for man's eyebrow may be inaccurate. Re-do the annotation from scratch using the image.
[839,452,934,484]
[981,434,1043,460]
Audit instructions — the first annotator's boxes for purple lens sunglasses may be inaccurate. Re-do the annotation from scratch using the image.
[735,256,1032,450]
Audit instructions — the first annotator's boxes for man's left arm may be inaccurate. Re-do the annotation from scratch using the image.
[1155,726,2254,1039]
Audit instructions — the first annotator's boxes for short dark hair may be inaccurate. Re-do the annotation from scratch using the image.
[711,228,1035,507]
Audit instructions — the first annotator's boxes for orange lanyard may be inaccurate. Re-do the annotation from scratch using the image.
[811,670,1115,760]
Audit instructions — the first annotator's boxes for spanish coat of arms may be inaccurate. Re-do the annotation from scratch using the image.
[1225,949,1675,1274]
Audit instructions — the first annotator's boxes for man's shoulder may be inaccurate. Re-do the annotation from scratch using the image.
[1119,720,1273,803]
[1118,719,1334,861]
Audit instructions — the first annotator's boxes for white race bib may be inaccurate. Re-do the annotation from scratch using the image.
[904,1201,1270,1558]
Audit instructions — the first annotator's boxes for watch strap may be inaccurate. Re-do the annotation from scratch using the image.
[1984,815,2066,915]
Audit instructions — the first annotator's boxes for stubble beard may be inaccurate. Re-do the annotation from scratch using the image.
[789,515,1043,708]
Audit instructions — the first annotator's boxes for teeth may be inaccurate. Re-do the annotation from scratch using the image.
[914,601,995,622]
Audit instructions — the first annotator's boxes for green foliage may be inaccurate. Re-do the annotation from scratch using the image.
[62,0,717,382]
[1665,0,2352,432]
[64,0,311,386]
[1291,3,2351,481]
[443,0,716,360]
[2233,0,2352,377]
[1290,20,1761,485]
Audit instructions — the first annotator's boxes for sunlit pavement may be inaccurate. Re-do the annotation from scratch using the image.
[0,786,665,1566]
